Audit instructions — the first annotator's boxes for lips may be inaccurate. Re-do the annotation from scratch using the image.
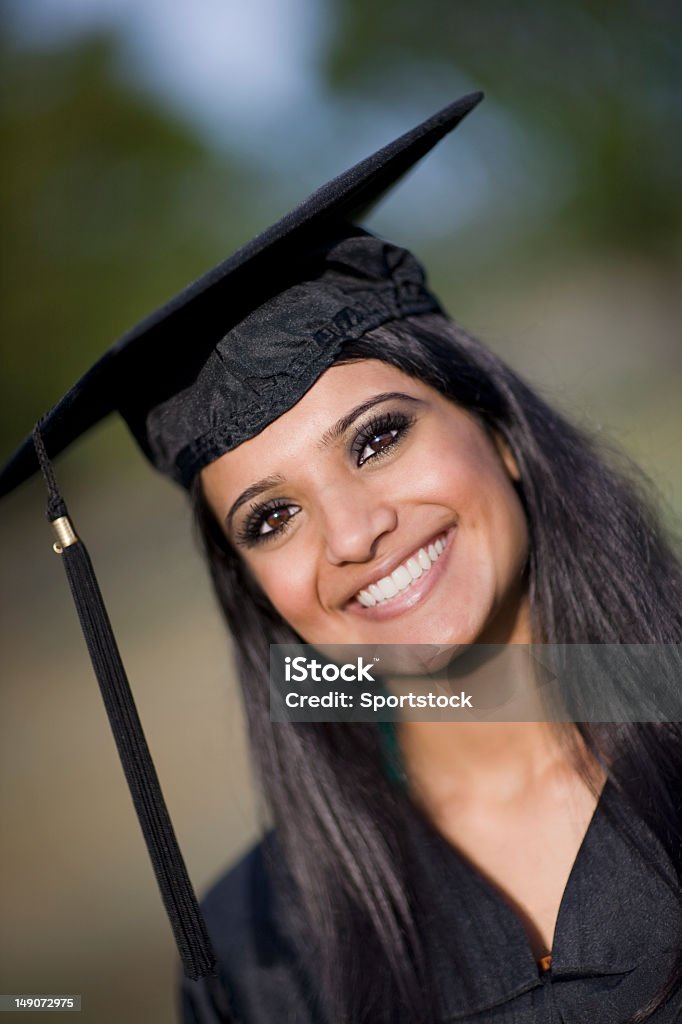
[354,533,447,607]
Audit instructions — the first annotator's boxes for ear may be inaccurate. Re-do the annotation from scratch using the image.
[491,431,521,482]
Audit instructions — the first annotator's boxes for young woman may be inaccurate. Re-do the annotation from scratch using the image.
[188,290,682,1022]
[2,93,679,1023]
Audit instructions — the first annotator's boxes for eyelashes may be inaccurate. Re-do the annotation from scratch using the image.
[236,409,416,547]
[235,499,301,546]
[350,410,415,467]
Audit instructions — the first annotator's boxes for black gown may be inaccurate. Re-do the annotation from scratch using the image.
[180,778,682,1022]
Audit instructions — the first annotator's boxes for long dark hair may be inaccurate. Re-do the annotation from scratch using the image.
[192,313,682,1023]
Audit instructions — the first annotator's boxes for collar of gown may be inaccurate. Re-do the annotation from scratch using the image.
[407,776,682,1019]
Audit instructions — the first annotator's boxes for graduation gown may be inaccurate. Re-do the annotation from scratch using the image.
[180,778,682,1023]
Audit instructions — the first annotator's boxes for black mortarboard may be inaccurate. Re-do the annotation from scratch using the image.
[0,91,482,496]
[0,92,483,1022]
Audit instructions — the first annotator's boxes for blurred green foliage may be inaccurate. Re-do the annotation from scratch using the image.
[0,27,258,449]
[324,0,682,258]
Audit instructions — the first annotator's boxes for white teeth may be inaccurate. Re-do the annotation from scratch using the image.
[378,576,399,599]
[406,558,422,580]
[392,566,412,591]
[355,534,448,608]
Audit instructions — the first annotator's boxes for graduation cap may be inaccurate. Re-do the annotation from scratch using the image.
[0,92,483,1021]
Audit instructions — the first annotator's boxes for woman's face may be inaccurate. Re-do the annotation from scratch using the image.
[201,360,531,648]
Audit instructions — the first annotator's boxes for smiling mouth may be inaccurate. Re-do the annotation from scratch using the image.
[354,533,448,608]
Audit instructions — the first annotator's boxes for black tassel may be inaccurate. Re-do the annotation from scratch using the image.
[32,424,236,1023]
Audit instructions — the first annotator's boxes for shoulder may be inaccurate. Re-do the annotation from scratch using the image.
[180,833,325,1024]
[201,832,304,981]
[201,835,278,950]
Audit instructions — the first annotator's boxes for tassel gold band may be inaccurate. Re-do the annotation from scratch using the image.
[52,515,79,554]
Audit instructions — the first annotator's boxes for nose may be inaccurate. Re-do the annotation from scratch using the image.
[320,478,397,565]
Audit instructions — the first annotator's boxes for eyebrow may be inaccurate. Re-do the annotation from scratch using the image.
[225,474,285,533]
[318,391,422,448]
[225,392,422,532]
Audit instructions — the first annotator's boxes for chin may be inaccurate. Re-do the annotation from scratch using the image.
[347,602,492,648]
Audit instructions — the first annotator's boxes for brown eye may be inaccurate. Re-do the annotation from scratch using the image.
[368,431,396,454]
[259,505,299,535]
[352,410,415,468]
[358,428,399,466]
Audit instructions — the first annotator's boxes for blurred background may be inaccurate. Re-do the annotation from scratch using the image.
[1,1,680,1020]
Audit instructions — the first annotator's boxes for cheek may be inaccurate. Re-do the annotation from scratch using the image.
[437,441,529,576]
[248,550,321,629]
[505,488,529,570]
[383,437,473,508]
[472,473,529,582]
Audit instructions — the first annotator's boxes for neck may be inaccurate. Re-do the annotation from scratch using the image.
[399,719,569,806]
[395,588,579,807]
[393,589,604,805]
